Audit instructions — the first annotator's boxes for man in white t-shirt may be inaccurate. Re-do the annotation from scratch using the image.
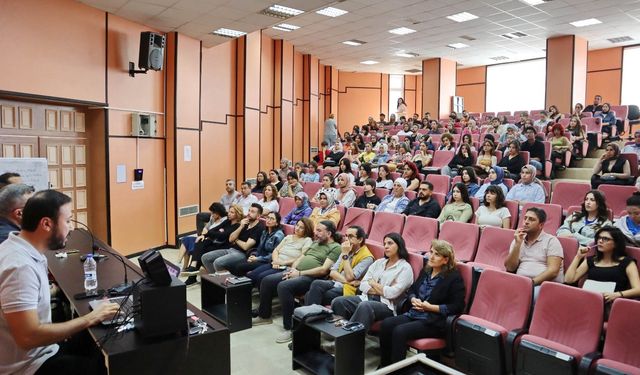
[504,207,563,299]
[0,190,119,375]
[233,181,259,215]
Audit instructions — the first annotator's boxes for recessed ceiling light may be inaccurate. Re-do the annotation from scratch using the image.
[447,43,469,49]
[212,28,246,38]
[272,23,299,31]
[405,68,422,73]
[521,0,546,5]
[316,7,348,17]
[460,35,477,41]
[360,60,379,65]
[343,40,366,46]
[446,12,478,23]
[262,4,304,19]
[570,18,602,27]
[501,32,528,39]
[395,51,419,58]
[607,36,633,43]
[389,27,416,35]
[490,56,509,61]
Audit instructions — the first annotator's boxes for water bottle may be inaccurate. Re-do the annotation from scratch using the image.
[84,254,98,295]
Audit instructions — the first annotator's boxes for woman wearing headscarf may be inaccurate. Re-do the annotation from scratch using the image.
[591,143,632,188]
[283,192,313,225]
[335,172,357,208]
[309,192,341,227]
[506,164,546,204]
[474,167,508,203]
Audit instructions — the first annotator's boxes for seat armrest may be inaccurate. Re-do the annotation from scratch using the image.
[578,351,601,375]
[443,314,460,357]
[505,328,527,374]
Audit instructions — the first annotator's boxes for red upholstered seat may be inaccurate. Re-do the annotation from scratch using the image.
[402,216,438,253]
[368,212,405,244]
[339,207,373,234]
[438,221,479,262]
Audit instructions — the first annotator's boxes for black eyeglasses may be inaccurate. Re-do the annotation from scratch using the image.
[596,236,613,242]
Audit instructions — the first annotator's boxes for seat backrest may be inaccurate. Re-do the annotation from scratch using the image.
[402,216,439,253]
[497,111,511,117]
[566,205,614,221]
[408,252,425,281]
[557,236,579,273]
[340,207,374,234]
[621,152,639,178]
[469,269,533,332]
[610,105,628,120]
[551,181,591,212]
[431,150,455,168]
[598,184,638,218]
[369,212,405,243]
[518,202,563,234]
[405,190,417,200]
[366,240,385,260]
[603,298,640,367]
[278,197,296,216]
[625,246,640,267]
[519,151,530,165]
[439,221,480,262]
[457,262,474,311]
[505,200,519,229]
[302,182,322,198]
[529,283,603,355]
[425,174,451,195]
[375,187,390,200]
[473,226,515,270]
[336,204,346,229]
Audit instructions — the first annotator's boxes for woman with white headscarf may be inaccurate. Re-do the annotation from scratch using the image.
[506,164,546,204]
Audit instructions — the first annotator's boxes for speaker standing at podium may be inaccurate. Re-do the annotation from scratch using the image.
[0,190,119,375]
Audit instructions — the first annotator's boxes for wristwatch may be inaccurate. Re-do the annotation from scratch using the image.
[342,254,349,260]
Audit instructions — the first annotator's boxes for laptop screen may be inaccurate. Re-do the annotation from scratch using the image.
[165,260,180,278]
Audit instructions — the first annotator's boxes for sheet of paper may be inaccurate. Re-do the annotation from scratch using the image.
[116,164,126,183]
[184,145,192,162]
[582,279,616,294]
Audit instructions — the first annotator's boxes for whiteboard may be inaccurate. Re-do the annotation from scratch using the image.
[0,158,50,192]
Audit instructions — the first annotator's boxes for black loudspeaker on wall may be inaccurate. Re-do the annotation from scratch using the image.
[138,32,165,71]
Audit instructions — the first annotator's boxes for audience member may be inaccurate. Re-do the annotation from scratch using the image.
[178,202,227,271]
[304,226,374,305]
[268,169,283,191]
[591,143,632,188]
[596,103,617,141]
[0,190,119,375]
[548,123,571,169]
[313,141,331,165]
[331,233,413,331]
[293,162,304,180]
[376,165,393,190]
[622,131,640,158]
[377,178,410,214]
[355,163,372,186]
[371,143,390,166]
[273,221,342,343]
[0,172,22,189]
[379,240,465,367]
[354,178,381,210]
[557,190,611,246]
[506,165,546,204]
[278,172,302,198]
[335,173,357,208]
[324,114,337,146]
[498,141,525,181]
[283,192,313,226]
[565,226,640,315]
[231,212,285,276]
[520,127,545,172]
[252,171,269,194]
[438,133,455,151]
[312,173,338,203]
[614,193,640,245]
[572,103,584,118]
[474,140,497,179]
[257,184,279,215]
[567,116,587,160]
[402,181,441,218]
[277,158,293,182]
[234,181,259,215]
[583,94,603,115]
[0,183,35,243]
[309,192,340,227]
[438,183,472,223]
[475,185,511,229]
[412,142,432,171]
[474,167,508,203]
[300,161,320,183]
[338,158,355,185]
[504,207,563,299]
[323,142,345,167]
[533,111,551,130]
[220,179,240,211]
[201,203,265,273]
[400,161,421,191]
[547,105,563,123]
[441,143,473,177]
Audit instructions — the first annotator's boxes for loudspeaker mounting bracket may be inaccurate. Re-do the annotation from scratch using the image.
[129,62,148,77]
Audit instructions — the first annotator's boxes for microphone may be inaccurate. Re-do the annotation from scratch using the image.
[71,220,134,296]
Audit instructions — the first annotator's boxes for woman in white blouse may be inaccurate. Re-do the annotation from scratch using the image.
[257,184,280,216]
[330,232,414,331]
[475,185,511,229]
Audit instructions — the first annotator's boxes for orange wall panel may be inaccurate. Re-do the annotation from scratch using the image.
[0,0,106,103]
[273,40,282,164]
[338,72,382,90]
[176,129,200,234]
[457,66,486,85]
[201,41,236,123]
[293,51,304,162]
[572,37,588,108]
[587,47,623,71]
[330,67,339,118]
[587,70,622,106]
[439,59,457,119]
[176,34,200,129]
[201,121,236,206]
[422,59,440,118]
[545,35,575,113]
[245,31,261,109]
[281,101,293,160]
[381,74,389,115]
[107,15,164,113]
[404,75,417,117]
[456,84,486,113]
[337,71,382,133]
[310,57,320,149]
[109,138,165,255]
[414,74,422,116]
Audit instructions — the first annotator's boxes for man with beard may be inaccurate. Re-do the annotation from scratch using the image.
[0,183,35,243]
[0,190,119,374]
[402,181,441,218]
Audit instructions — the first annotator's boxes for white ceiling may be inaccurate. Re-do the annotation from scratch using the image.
[79,0,640,73]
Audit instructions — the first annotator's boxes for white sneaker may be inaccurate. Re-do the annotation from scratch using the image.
[276,330,293,343]
[252,316,272,326]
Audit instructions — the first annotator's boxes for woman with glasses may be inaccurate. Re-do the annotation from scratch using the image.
[557,190,611,246]
[565,226,640,315]
[591,143,632,188]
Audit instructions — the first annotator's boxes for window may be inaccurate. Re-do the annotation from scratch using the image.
[622,46,640,106]
[389,75,404,118]
[486,59,546,113]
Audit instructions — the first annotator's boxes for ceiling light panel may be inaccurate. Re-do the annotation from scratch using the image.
[447,43,469,49]
[343,40,366,46]
[446,12,479,23]
[272,23,299,31]
[395,51,419,58]
[360,60,379,65]
[316,7,348,17]
[262,4,304,19]
[389,27,416,35]
[607,36,633,43]
[212,28,246,38]
[570,18,602,27]
[521,0,546,5]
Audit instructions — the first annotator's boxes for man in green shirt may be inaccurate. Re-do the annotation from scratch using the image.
[275,220,341,343]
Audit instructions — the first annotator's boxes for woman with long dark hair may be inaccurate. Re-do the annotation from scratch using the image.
[252,171,269,193]
[557,190,612,246]
[475,185,511,229]
[231,211,285,276]
[442,143,474,177]
[438,183,472,223]
[591,143,632,188]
